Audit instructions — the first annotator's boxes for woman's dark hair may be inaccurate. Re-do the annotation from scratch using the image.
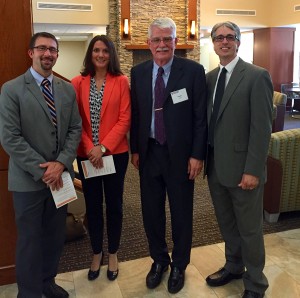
[81,35,123,77]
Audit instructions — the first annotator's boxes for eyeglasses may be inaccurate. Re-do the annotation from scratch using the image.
[150,37,174,45]
[213,35,238,42]
[32,46,59,54]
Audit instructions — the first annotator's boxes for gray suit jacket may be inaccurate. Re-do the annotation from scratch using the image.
[0,69,82,191]
[206,58,273,187]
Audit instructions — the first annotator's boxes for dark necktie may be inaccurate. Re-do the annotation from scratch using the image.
[208,67,227,147]
[154,67,166,144]
[41,79,57,127]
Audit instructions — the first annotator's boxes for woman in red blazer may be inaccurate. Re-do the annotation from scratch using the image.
[71,35,131,281]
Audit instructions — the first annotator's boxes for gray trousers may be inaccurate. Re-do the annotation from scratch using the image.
[207,151,268,294]
[13,188,67,298]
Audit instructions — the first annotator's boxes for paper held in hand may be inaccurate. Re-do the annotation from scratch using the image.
[81,155,116,179]
[51,171,78,208]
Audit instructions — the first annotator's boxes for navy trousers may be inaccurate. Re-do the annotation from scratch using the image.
[77,152,129,254]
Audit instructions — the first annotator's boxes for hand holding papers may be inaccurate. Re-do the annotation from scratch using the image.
[51,171,78,208]
[81,155,116,179]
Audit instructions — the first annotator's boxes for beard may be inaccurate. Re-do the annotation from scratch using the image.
[41,58,55,70]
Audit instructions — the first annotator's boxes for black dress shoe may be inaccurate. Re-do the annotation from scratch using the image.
[42,281,69,298]
[242,290,264,298]
[146,262,168,289]
[168,266,185,294]
[206,267,244,287]
[88,253,104,281]
[107,268,119,281]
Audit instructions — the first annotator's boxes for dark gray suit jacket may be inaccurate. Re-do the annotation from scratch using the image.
[130,56,207,178]
[206,58,273,187]
[0,69,82,191]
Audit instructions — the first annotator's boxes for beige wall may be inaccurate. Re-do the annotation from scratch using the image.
[201,0,299,28]
[32,0,109,25]
[53,41,87,80]
[200,0,299,76]
[33,0,299,77]
[201,0,268,28]
[31,0,299,28]
[269,0,300,27]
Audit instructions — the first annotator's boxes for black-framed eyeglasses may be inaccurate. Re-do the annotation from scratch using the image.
[213,35,238,42]
[150,36,174,45]
[32,46,59,54]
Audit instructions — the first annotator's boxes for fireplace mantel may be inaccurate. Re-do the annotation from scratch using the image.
[125,44,194,50]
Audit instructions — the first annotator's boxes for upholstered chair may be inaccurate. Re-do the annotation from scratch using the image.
[264,129,300,222]
[272,91,287,132]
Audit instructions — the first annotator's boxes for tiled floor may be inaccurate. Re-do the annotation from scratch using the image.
[1,229,299,297]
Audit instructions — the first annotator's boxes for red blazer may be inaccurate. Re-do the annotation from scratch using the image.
[71,73,131,157]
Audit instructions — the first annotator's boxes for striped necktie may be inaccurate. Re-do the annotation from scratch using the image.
[41,79,57,127]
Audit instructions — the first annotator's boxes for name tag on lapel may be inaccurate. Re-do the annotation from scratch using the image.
[171,88,188,104]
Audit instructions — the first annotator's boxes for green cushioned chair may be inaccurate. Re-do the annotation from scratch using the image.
[272,91,287,132]
[264,129,300,222]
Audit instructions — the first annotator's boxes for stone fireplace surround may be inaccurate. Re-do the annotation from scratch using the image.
[107,0,200,78]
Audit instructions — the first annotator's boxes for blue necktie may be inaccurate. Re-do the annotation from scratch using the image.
[41,79,57,127]
[154,67,166,144]
[208,67,227,147]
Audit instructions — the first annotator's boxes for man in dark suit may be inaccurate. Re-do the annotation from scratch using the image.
[130,17,207,294]
[0,32,81,298]
[205,22,273,298]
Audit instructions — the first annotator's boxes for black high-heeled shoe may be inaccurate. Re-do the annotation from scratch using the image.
[107,254,119,281]
[88,253,104,281]
[107,268,119,281]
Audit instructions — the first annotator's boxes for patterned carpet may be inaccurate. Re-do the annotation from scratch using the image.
[58,162,300,274]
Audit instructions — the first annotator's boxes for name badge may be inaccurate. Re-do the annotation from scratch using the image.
[171,88,188,104]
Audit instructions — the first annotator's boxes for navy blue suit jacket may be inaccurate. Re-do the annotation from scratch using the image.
[130,56,207,178]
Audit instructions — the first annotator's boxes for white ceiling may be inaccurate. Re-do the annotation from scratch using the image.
[33,23,107,41]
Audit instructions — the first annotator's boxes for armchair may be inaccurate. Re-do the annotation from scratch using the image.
[263,129,300,222]
[272,91,287,132]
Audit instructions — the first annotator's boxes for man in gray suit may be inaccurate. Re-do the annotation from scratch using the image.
[205,22,273,298]
[0,32,81,298]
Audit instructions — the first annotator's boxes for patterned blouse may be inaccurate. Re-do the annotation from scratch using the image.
[89,77,105,146]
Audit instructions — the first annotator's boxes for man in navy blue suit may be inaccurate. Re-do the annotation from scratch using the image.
[130,17,207,294]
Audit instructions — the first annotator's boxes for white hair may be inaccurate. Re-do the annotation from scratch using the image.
[148,17,177,38]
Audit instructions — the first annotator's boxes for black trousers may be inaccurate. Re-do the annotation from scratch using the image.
[77,152,129,254]
[139,139,194,270]
[13,188,67,298]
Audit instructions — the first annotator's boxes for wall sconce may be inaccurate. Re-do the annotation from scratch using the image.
[190,20,196,38]
[123,18,129,37]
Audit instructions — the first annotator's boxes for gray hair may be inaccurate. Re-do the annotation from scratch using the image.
[148,17,177,38]
[211,21,241,41]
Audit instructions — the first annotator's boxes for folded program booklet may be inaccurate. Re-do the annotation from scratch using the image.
[81,155,116,179]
